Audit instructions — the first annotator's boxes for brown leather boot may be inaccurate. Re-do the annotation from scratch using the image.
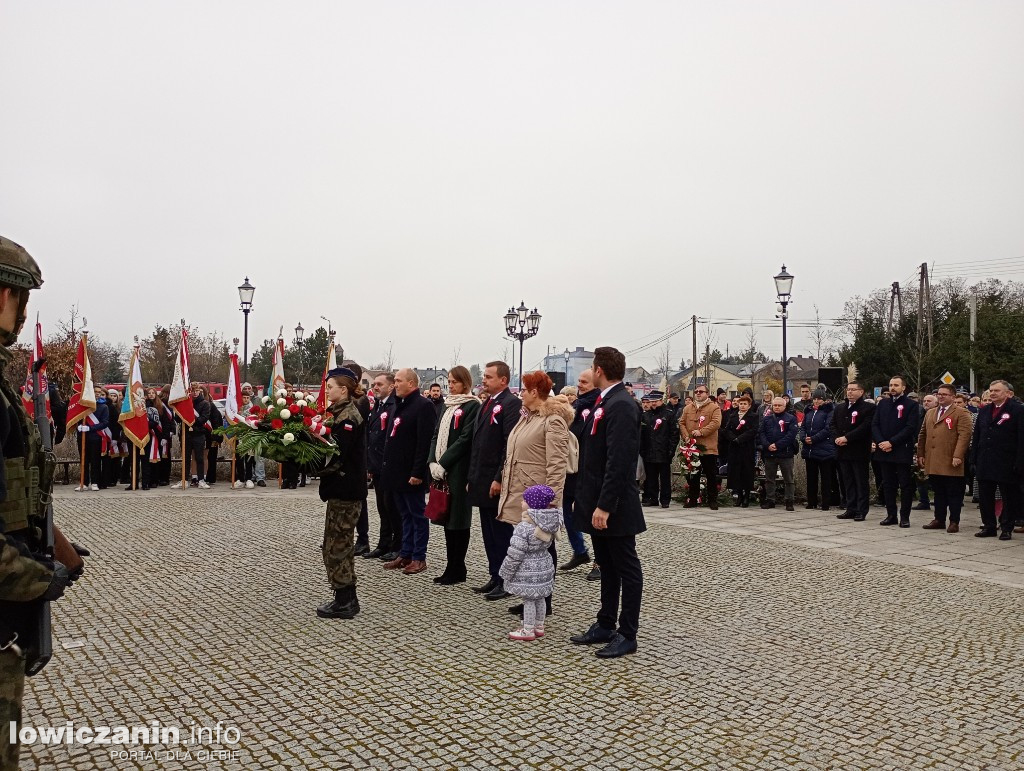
[922,519,945,530]
[946,522,960,533]
[383,556,411,570]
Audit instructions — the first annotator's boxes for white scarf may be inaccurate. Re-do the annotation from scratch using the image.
[435,394,479,461]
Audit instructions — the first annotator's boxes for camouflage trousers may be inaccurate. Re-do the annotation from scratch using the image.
[323,500,361,590]
[0,648,24,771]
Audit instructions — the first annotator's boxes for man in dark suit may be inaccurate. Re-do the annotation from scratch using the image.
[570,346,645,659]
[380,369,437,574]
[467,361,522,600]
[871,375,922,527]
[971,379,1024,540]
[366,372,400,560]
[832,381,876,522]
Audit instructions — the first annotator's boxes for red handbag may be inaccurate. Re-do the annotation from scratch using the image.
[424,482,451,524]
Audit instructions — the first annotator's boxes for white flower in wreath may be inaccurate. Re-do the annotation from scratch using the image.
[277,389,287,398]
[276,398,287,406]
[262,395,270,404]
[280,408,292,420]
[282,432,295,445]
[296,399,307,408]
[293,391,304,400]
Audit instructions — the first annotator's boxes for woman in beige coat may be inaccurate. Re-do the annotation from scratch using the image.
[498,371,574,524]
[496,370,573,614]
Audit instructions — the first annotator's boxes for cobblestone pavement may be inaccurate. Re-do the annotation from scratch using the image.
[17,485,1024,770]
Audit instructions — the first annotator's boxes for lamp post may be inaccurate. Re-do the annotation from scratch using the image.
[563,348,571,383]
[774,265,794,396]
[504,301,541,389]
[237,277,255,382]
[294,322,305,387]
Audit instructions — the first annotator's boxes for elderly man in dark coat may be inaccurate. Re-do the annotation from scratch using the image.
[971,379,1024,540]
[832,381,876,522]
[570,347,645,659]
[641,390,679,509]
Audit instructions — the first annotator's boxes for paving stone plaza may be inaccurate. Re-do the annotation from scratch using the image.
[19,486,1024,770]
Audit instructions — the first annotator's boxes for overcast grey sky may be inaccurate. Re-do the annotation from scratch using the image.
[2,1,1022,374]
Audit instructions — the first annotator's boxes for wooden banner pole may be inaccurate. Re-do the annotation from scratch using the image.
[132,445,137,491]
[230,437,237,487]
[80,431,87,489]
[181,424,187,489]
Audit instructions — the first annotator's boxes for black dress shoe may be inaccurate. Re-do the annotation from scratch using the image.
[472,577,499,594]
[435,573,466,585]
[899,520,910,528]
[354,543,370,557]
[380,550,400,561]
[569,622,615,645]
[256,480,267,487]
[879,516,899,526]
[975,529,997,538]
[484,581,512,601]
[595,632,637,658]
[364,547,387,559]
[559,553,591,571]
[999,531,1012,541]
[820,506,830,512]
[853,515,866,522]
[661,503,670,508]
[585,566,602,581]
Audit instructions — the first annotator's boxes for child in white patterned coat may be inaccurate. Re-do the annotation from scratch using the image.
[499,484,563,641]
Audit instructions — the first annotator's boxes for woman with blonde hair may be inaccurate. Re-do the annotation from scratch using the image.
[427,365,481,585]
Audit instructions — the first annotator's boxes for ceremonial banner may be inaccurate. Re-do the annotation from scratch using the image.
[22,318,51,421]
[224,352,243,424]
[315,338,338,412]
[169,327,196,426]
[268,338,286,396]
[65,332,97,429]
[119,347,150,450]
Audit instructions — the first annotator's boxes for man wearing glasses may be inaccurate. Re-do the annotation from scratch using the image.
[679,385,723,509]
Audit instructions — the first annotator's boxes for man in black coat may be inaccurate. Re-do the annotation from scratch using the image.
[871,375,922,527]
[971,379,1024,539]
[466,361,522,600]
[366,372,400,559]
[570,346,645,659]
[641,390,679,508]
[560,368,597,571]
[832,381,876,522]
[380,369,436,574]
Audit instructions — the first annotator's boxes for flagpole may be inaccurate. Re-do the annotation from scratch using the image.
[230,437,236,488]
[132,445,137,491]
[79,433,86,489]
[181,425,187,489]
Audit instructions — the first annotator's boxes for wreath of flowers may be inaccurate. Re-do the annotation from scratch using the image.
[216,388,338,467]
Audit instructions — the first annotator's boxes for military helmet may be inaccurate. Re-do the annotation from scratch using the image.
[0,236,44,290]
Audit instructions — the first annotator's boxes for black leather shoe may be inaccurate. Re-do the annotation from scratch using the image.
[975,529,997,538]
[364,547,387,559]
[559,553,591,571]
[354,543,370,557]
[784,501,794,512]
[661,503,670,508]
[472,577,499,594]
[595,632,637,658]
[379,551,400,561]
[484,582,512,601]
[913,502,931,510]
[899,520,910,528]
[569,622,615,645]
[879,516,899,526]
[853,515,866,522]
[999,531,1012,541]
[585,566,602,581]
[316,587,359,619]
[836,512,856,519]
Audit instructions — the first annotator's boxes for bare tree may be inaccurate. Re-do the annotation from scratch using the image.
[655,340,673,381]
[741,321,761,364]
[809,304,835,362]
[449,345,462,369]
[381,341,395,371]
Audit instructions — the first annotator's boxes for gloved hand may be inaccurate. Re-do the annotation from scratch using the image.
[77,425,90,433]
[429,462,446,482]
[72,542,91,557]
[40,562,71,601]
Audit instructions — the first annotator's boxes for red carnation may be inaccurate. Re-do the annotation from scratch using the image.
[303,406,316,417]
[303,416,313,427]
[271,419,284,430]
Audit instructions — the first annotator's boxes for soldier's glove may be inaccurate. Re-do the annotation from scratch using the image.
[77,425,90,433]
[40,562,71,602]
[72,542,91,557]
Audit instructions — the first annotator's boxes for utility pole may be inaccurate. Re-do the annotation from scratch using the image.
[924,264,934,352]
[915,263,926,354]
[887,282,903,335]
[969,293,977,393]
[691,315,698,395]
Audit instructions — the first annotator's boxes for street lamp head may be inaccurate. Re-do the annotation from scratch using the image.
[504,307,518,337]
[527,307,541,336]
[517,301,529,325]
[774,265,794,302]
[294,322,304,343]
[238,276,255,309]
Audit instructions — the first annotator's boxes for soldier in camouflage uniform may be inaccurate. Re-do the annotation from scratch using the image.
[316,367,369,619]
[0,236,73,771]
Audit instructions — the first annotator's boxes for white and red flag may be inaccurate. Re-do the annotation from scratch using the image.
[268,337,286,396]
[22,318,51,421]
[169,327,196,426]
[119,346,150,450]
[65,331,97,430]
[315,337,338,412]
[224,352,244,424]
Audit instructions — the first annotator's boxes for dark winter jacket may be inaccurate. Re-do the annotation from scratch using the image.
[721,408,758,450]
[569,388,599,444]
[380,390,436,493]
[832,397,876,462]
[319,399,368,501]
[366,393,395,477]
[642,404,680,464]
[84,401,109,443]
[758,411,799,459]
[972,399,1024,482]
[800,403,837,461]
[871,393,921,465]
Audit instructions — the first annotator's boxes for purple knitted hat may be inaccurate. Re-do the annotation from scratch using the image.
[523,485,556,510]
